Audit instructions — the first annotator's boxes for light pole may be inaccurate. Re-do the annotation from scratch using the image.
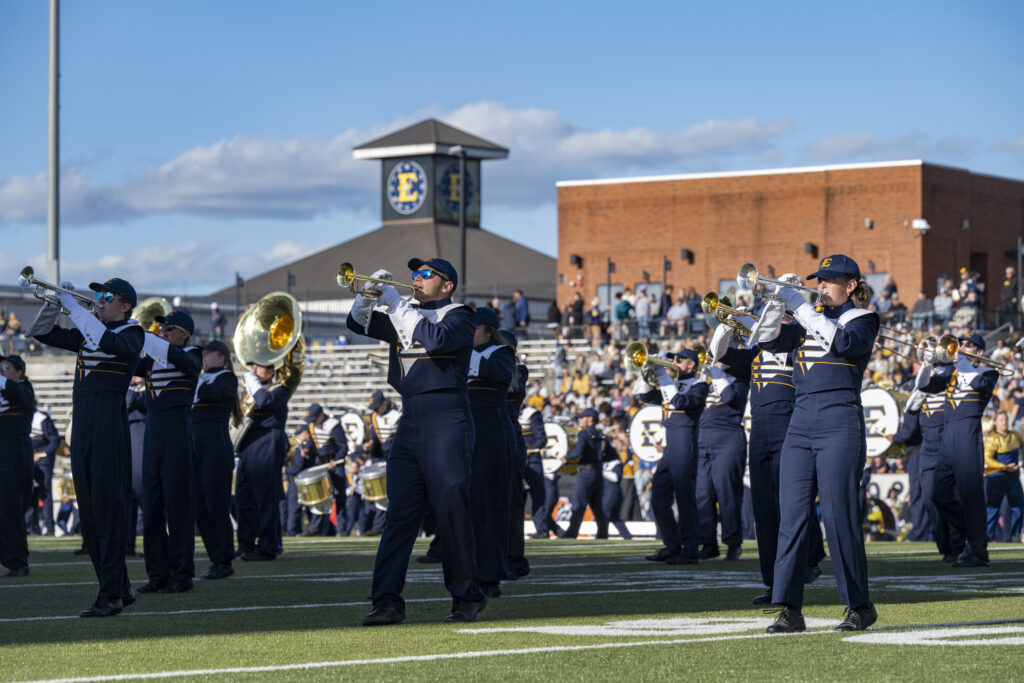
[47,0,60,283]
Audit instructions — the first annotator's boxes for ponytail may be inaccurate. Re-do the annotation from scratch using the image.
[850,278,870,309]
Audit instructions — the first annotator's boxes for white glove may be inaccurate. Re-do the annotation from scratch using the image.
[377,284,402,309]
[367,269,393,294]
[59,280,76,291]
[708,324,731,363]
[656,366,678,402]
[777,273,801,287]
[56,288,77,311]
[914,362,933,391]
[777,286,807,312]
[919,346,935,364]
[749,299,785,344]
[631,376,653,395]
[243,371,263,396]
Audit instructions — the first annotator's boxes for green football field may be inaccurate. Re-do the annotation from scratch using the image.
[2,537,1023,682]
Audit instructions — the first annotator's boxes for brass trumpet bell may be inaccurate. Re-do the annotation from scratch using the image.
[736,262,820,307]
[336,262,417,300]
[701,290,759,337]
[135,297,172,334]
[623,341,679,383]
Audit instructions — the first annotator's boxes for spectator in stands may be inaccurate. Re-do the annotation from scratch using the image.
[500,298,518,330]
[1001,267,1019,327]
[889,293,907,326]
[3,312,22,353]
[208,304,226,342]
[587,298,603,348]
[910,291,934,330]
[512,290,530,328]
[959,268,985,329]
[659,285,675,324]
[661,296,689,338]
[634,287,651,337]
[613,292,633,341]
[933,281,954,327]
[546,300,562,340]
[683,287,703,333]
[874,290,893,321]
[882,275,898,298]
[565,293,584,338]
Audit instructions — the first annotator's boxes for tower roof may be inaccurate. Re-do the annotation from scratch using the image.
[353,118,509,160]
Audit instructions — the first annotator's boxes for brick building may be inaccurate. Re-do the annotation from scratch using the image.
[556,160,1024,312]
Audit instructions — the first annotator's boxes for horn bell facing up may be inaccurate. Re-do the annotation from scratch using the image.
[135,297,173,334]
[233,291,303,369]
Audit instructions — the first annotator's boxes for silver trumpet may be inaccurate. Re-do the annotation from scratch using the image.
[18,266,97,313]
[736,263,820,308]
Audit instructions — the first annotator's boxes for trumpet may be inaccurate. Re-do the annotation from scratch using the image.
[624,341,679,384]
[736,263,820,307]
[931,334,1012,375]
[18,266,96,313]
[701,291,758,338]
[336,262,417,300]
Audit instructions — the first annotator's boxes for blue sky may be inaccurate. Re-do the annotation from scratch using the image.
[2,0,1022,295]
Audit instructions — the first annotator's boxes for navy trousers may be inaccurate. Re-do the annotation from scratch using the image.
[933,419,987,556]
[538,474,560,534]
[236,429,286,557]
[560,466,608,538]
[25,459,55,534]
[282,474,302,536]
[142,407,196,583]
[506,427,530,578]
[697,428,747,548]
[650,427,699,558]
[601,471,631,539]
[985,472,1024,539]
[524,456,551,534]
[904,448,932,542]
[469,404,511,589]
[773,394,869,610]
[193,420,235,566]
[71,394,133,602]
[0,437,31,571]
[369,391,484,610]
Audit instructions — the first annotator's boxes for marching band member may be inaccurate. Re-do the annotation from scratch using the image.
[26,401,60,537]
[503,331,532,579]
[192,340,240,579]
[369,390,401,459]
[126,376,147,556]
[282,426,310,536]
[930,333,999,567]
[467,308,515,597]
[710,301,825,605]
[347,257,487,625]
[0,354,34,577]
[235,360,290,561]
[136,310,202,594]
[556,407,613,538]
[695,363,750,561]
[30,277,143,616]
[520,391,551,539]
[633,350,709,563]
[983,411,1023,540]
[755,254,879,633]
[304,403,348,536]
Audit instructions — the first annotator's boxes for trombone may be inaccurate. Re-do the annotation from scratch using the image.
[623,341,679,384]
[336,262,417,300]
[736,263,820,307]
[931,334,1012,375]
[18,266,96,314]
[701,291,757,338]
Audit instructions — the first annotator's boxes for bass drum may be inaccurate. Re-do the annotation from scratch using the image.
[862,387,908,458]
[628,405,665,463]
[541,420,579,475]
[338,408,373,452]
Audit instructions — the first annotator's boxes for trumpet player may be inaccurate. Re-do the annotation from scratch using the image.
[632,349,709,564]
[29,277,143,617]
[346,257,488,625]
[752,254,879,634]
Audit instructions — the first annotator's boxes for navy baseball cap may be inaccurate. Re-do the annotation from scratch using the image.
[960,333,986,352]
[500,328,519,348]
[677,349,699,362]
[305,403,324,422]
[89,278,138,307]
[474,307,501,329]
[368,390,386,411]
[807,255,861,281]
[579,408,599,420]
[408,257,458,290]
[155,309,195,335]
[201,340,231,357]
[0,354,26,373]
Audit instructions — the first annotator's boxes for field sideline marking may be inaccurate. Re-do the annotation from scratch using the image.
[12,629,835,683]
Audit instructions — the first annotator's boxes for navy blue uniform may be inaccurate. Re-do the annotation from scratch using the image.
[601,457,631,539]
[236,382,290,558]
[25,409,60,535]
[636,372,709,559]
[763,301,878,610]
[347,296,486,611]
[505,363,531,577]
[35,319,143,603]
[126,384,147,549]
[137,342,202,584]
[192,368,238,568]
[0,377,34,573]
[307,415,348,536]
[282,439,307,536]
[696,368,750,552]
[558,424,611,538]
[468,343,515,590]
[932,360,998,560]
[520,406,551,535]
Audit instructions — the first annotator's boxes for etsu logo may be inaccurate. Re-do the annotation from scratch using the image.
[387,161,427,215]
[439,162,475,215]
[820,257,832,268]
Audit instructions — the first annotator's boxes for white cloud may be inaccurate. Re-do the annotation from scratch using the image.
[802,131,971,163]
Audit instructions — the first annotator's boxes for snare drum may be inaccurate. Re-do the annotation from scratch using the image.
[541,421,580,475]
[60,474,76,502]
[361,462,388,509]
[628,405,665,463]
[862,387,908,458]
[294,464,333,515]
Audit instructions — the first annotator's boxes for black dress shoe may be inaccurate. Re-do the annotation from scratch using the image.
[80,598,123,618]
[529,531,550,539]
[665,554,698,565]
[445,597,487,623]
[835,603,877,631]
[725,545,743,561]
[645,547,673,561]
[200,564,235,580]
[241,551,274,562]
[699,544,720,560]
[137,580,169,593]
[159,578,194,593]
[4,566,29,577]
[766,607,805,634]
[952,552,990,568]
[804,564,823,584]
[361,604,406,626]
[122,588,136,607]
[940,553,957,564]
[752,590,772,605]
[415,554,442,564]
[482,584,502,599]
